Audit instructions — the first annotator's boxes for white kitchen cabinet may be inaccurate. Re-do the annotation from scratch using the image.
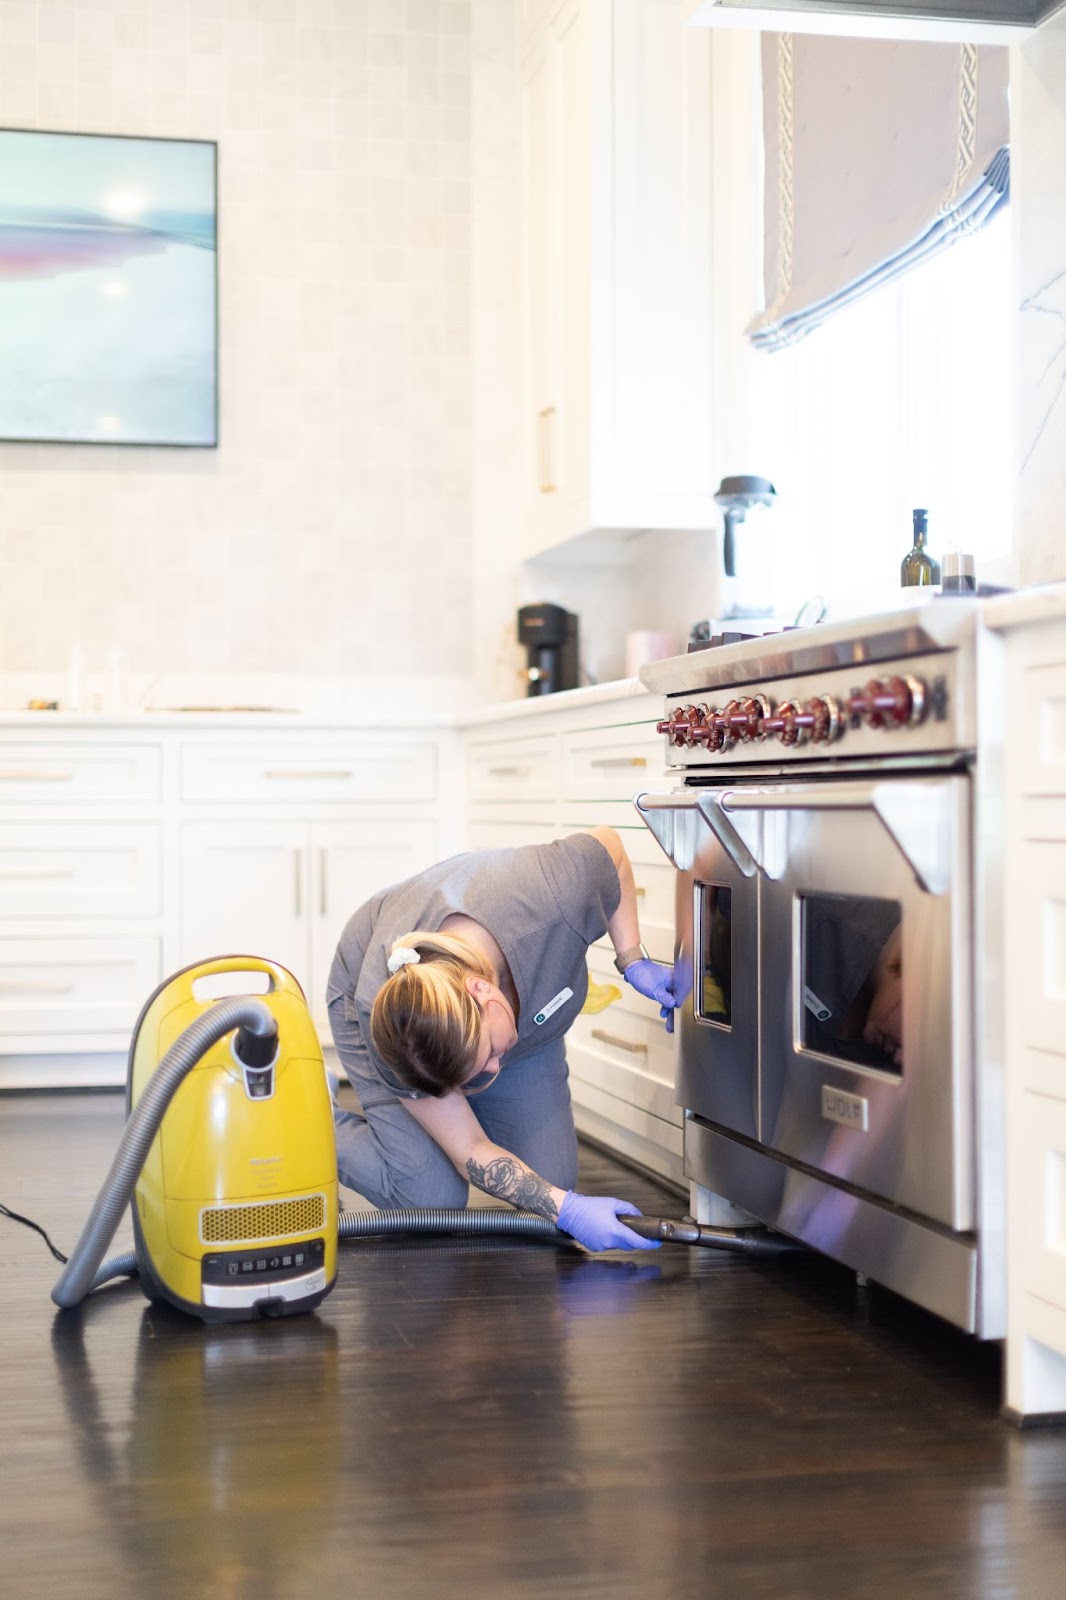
[519,0,715,558]
[181,819,438,1036]
[985,591,1066,1421]
[460,685,683,1189]
[0,717,453,1088]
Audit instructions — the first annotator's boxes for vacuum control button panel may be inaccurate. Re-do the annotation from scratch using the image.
[201,1236,326,1285]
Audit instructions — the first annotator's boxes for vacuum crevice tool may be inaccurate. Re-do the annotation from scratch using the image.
[618,1215,806,1257]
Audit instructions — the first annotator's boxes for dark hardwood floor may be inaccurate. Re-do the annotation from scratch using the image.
[2,1089,1065,1600]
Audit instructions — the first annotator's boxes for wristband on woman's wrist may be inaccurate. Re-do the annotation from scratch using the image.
[613,943,649,975]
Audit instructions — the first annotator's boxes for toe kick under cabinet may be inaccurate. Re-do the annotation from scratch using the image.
[461,686,683,1190]
[0,718,453,1089]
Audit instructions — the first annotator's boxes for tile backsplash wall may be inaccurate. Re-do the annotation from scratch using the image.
[0,0,481,710]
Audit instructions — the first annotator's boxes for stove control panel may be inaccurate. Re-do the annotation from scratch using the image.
[656,655,967,765]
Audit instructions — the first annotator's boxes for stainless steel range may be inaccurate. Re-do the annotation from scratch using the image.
[636,600,1005,1337]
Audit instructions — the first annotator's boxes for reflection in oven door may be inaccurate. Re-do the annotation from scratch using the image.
[635,792,759,1141]
[749,772,973,1232]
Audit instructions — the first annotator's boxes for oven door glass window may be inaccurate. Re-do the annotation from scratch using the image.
[799,894,903,1074]
[696,884,732,1026]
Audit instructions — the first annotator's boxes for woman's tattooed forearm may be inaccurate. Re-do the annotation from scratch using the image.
[466,1156,559,1221]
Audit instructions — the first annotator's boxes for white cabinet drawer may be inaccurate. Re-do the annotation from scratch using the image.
[467,733,558,803]
[0,824,161,918]
[567,1032,682,1126]
[561,722,661,802]
[1021,1090,1066,1318]
[466,820,558,852]
[574,950,677,1091]
[181,740,437,803]
[0,936,161,1037]
[0,743,160,803]
[1017,841,1066,1054]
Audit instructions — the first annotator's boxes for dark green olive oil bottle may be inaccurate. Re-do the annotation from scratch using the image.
[900,508,941,587]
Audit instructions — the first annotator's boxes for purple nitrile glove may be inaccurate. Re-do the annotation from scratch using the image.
[556,1191,661,1252]
[623,959,678,1032]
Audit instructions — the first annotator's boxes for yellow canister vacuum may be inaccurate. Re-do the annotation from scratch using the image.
[49,955,799,1322]
[53,957,340,1323]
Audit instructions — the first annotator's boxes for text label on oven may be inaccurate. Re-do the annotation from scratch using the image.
[821,1086,869,1132]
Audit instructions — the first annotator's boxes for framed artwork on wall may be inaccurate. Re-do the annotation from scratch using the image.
[0,127,217,447]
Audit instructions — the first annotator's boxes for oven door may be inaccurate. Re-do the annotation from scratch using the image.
[721,773,973,1232]
[634,791,759,1140]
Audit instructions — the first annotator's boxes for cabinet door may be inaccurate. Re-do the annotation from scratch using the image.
[309,819,439,1030]
[520,0,592,550]
[180,822,309,991]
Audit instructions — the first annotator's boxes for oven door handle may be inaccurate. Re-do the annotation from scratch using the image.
[719,783,953,895]
[633,790,757,878]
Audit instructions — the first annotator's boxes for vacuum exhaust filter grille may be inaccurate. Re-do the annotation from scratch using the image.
[200,1193,326,1245]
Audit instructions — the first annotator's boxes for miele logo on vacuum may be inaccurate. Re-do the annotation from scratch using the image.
[821,1086,869,1132]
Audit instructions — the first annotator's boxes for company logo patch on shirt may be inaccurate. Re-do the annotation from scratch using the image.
[533,987,574,1026]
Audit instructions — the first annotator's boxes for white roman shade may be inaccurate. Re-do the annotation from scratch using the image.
[747,35,1010,351]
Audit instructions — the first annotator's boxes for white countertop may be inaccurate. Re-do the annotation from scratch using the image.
[454,677,650,727]
[0,707,456,731]
[981,581,1066,631]
[0,678,651,732]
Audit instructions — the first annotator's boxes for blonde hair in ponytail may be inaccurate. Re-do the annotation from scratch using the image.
[370,930,496,1095]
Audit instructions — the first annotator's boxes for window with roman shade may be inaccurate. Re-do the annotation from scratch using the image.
[747,35,1010,351]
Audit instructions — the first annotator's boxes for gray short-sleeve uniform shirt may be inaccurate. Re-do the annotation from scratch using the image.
[325,834,621,1099]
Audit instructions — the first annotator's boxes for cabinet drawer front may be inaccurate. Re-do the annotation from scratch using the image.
[0,937,161,1036]
[466,734,558,802]
[569,1024,675,1126]
[1021,1090,1066,1316]
[181,741,437,803]
[574,952,677,1091]
[466,821,558,853]
[0,825,161,918]
[0,743,160,803]
[561,723,662,802]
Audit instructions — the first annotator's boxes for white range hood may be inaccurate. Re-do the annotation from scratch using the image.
[685,0,1061,47]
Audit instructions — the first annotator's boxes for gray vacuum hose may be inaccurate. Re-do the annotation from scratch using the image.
[51,997,278,1309]
[61,1207,565,1299]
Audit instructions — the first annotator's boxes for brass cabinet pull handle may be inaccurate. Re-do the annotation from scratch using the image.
[0,981,76,994]
[486,764,529,777]
[264,769,353,781]
[591,1028,648,1055]
[537,406,557,494]
[589,756,648,769]
[0,770,75,782]
[0,868,77,880]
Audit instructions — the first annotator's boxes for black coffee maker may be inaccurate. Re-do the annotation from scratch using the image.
[517,604,579,697]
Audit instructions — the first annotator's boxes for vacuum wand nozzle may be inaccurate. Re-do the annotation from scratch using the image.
[618,1214,804,1257]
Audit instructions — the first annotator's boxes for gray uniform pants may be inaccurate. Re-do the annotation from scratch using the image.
[327,995,580,1209]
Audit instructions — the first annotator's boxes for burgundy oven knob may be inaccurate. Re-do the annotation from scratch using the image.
[806,693,844,744]
[688,704,727,751]
[656,704,700,747]
[761,698,807,746]
[848,675,927,730]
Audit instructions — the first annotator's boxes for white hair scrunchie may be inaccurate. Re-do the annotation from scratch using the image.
[387,945,421,975]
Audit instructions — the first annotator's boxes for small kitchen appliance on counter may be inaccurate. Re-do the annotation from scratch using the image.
[517,603,580,696]
[714,475,778,633]
[635,599,1005,1339]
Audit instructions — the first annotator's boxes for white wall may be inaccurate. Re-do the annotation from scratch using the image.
[1013,13,1066,589]
[0,0,498,715]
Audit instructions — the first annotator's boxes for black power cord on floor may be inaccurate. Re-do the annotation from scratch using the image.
[1,1201,68,1263]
